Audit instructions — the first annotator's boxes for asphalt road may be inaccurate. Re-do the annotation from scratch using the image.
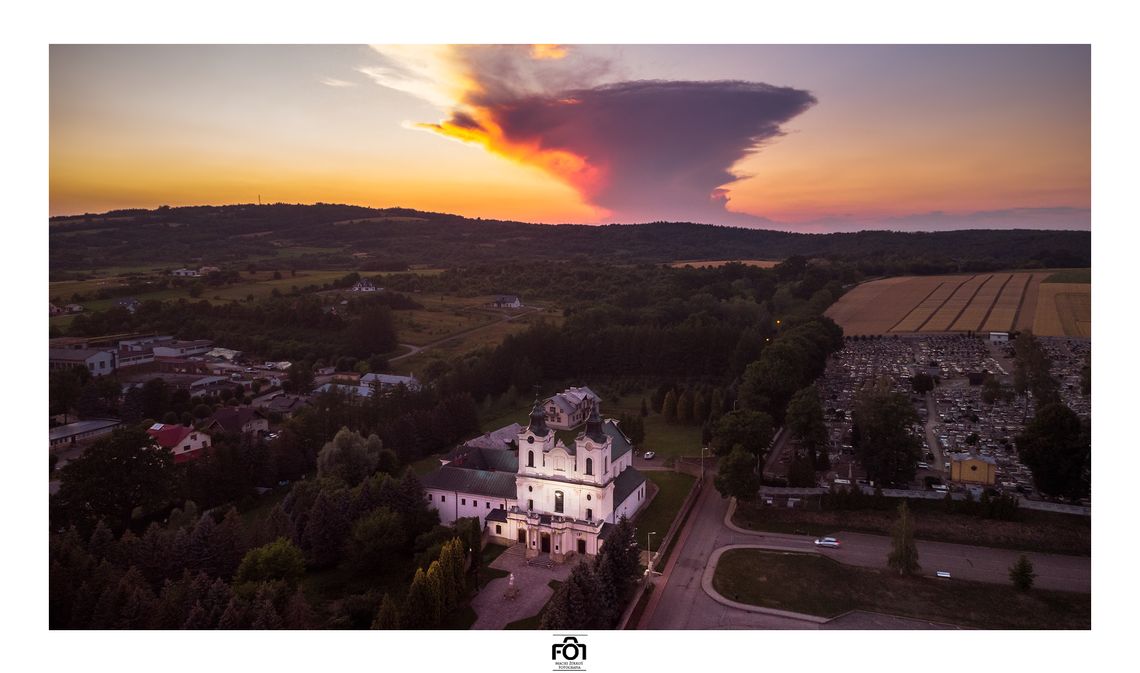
[642,484,1090,629]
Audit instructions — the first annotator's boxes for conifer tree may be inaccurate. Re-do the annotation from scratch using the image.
[371,592,401,629]
[887,501,921,575]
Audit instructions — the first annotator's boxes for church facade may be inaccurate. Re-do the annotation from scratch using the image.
[421,397,647,563]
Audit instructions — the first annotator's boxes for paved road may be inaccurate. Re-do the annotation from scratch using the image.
[642,485,1090,629]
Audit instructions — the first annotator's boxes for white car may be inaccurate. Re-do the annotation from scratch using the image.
[643,451,656,460]
[814,537,841,548]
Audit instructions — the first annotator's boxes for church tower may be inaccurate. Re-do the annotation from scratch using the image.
[519,397,554,476]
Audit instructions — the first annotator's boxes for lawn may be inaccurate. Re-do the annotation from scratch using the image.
[634,471,697,554]
[731,499,1090,556]
[1044,268,1091,284]
[600,387,704,461]
[712,549,1089,629]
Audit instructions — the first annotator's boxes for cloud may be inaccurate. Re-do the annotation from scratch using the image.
[786,207,1091,233]
[363,45,814,225]
[320,77,357,88]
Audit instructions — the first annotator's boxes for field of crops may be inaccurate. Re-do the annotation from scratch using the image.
[826,270,1090,338]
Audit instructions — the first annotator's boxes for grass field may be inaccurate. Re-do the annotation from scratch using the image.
[712,549,1089,629]
[826,270,1090,337]
[634,471,697,553]
[732,499,1090,555]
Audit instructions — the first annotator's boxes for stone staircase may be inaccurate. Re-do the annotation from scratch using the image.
[526,553,554,569]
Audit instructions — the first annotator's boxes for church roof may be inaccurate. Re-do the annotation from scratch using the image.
[603,420,634,461]
[612,466,646,507]
[420,466,518,500]
[485,508,509,523]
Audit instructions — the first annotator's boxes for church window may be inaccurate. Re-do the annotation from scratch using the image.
[441,495,446,502]
[587,494,591,501]
[528,499,534,511]
[427,493,432,501]
[585,458,593,475]
[554,491,565,513]
[604,456,608,473]
[495,525,502,534]
[586,508,593,520]
[461,498,466,505]
[528,450,534,467]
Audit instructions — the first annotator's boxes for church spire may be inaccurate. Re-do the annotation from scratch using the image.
[585,405,605,443]
[527,397,549,437]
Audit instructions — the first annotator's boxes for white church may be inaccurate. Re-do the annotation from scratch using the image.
[420,394,647,563]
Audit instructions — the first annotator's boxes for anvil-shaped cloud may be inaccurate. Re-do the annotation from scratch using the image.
[361,46,816,225]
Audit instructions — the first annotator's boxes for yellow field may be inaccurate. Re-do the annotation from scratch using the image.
[1034,283,1091,338]
[826,270,1090,337]
[668,259,780,269]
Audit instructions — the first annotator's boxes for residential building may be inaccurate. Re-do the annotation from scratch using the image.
[171,268,200,277]
[153,339,213,358]
[422,401,646,562]
[206,407,269,437]
[491,294,522,308]
[146,423,212,463]
[259,394,309,418]
[49,419,121,449]
[49,348,116,376]
[543,386,602,430]
[360,372,421,392]
[116,297,142,313]
[350,279,381,292]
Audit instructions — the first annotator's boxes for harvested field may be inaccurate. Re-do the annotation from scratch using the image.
[1034,283,1091,338]
[889,276,969,332]
[981,272,1031,332]
[827,270,1090,337]
[921,273,992,332]
[950,273,1010,332]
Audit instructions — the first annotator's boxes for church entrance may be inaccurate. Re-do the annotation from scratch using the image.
[517,529,526,544]
[577,539,587,555]
[540,533,551,553]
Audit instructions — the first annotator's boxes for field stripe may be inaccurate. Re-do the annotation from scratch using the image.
[982,273,1031,332]
[886,281,949,332]
[916,275,981,331]
[952,273,1010,332]
[1013,273,1045,331]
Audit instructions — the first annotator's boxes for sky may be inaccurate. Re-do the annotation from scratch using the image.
[49,44,1090,231]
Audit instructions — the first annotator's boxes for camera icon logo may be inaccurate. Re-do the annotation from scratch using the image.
[551,636,587,662]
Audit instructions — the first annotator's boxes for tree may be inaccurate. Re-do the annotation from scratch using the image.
[887,501,920,576]
[347,507,405,572]
[676,389,694,424]
[661,389,678,423]
[1016,403,1090,499]
[371,592,401,629]
[402,567,437,629]
[714,448,761,501]
[49,368,85,422]
[639,398,649,418]
[54,426,177,532]
[348,305,397,359]
[911,372,935,394]
[300,489,351,569]
[234,538,306,587]
[1009,554,1036,591]
[711,410,774,466]
[316,427,383,487]
[852,381,922,486]
[785,385,827,455]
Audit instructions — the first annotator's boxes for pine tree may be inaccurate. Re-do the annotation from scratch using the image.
[662,390,678,423]
[371,592,401,629]
[676,389,694,424]
[425,561,444,625]
[402,567,435,629]
[887,501,921,575]
[1009,554,1036,591]
[284,588,316,628]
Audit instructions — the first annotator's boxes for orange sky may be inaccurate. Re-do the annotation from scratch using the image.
[50,45,1090,230]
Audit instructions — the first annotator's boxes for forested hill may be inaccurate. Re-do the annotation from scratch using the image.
[50,203,1090,274]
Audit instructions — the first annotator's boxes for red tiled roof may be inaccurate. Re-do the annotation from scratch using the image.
[146,423,193,448]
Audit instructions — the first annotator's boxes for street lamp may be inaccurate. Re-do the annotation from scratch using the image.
[647,531,658,574]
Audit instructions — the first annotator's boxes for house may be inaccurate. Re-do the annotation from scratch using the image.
[171,268,200,277]
[421,401,646,562]
[146,423,212,463]
[950,455,998,485]
[153,339,213,358]
[49,418,121,449]
[50,303,63,316]
[259,394,309,418]
[989,331,1010,345]
[491,294,522,309]
[65,304,85,314]
[49,348,116,376]
[206,407,269,437]
[315,383,373,398]
[543,386,602,430]
[198,266,221,275]
[116,297,142,314]
[360,372,421,392]
[350,279,381,293]
[204,347,242,362]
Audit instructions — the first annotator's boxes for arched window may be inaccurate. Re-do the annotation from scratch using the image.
[585,458,593,475]
[528,450,534,468]
[554,490,564,513]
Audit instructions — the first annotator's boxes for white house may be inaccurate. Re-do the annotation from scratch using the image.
[491,294,522,309]
[172,268,200,277]
[543,386,601,430]
[146,423,212,463]
[421,401,646,562]
[350,279,381,293]
[49,348,116,376]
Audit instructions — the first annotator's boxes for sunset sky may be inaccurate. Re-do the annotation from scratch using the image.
[49,44,1090,231]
